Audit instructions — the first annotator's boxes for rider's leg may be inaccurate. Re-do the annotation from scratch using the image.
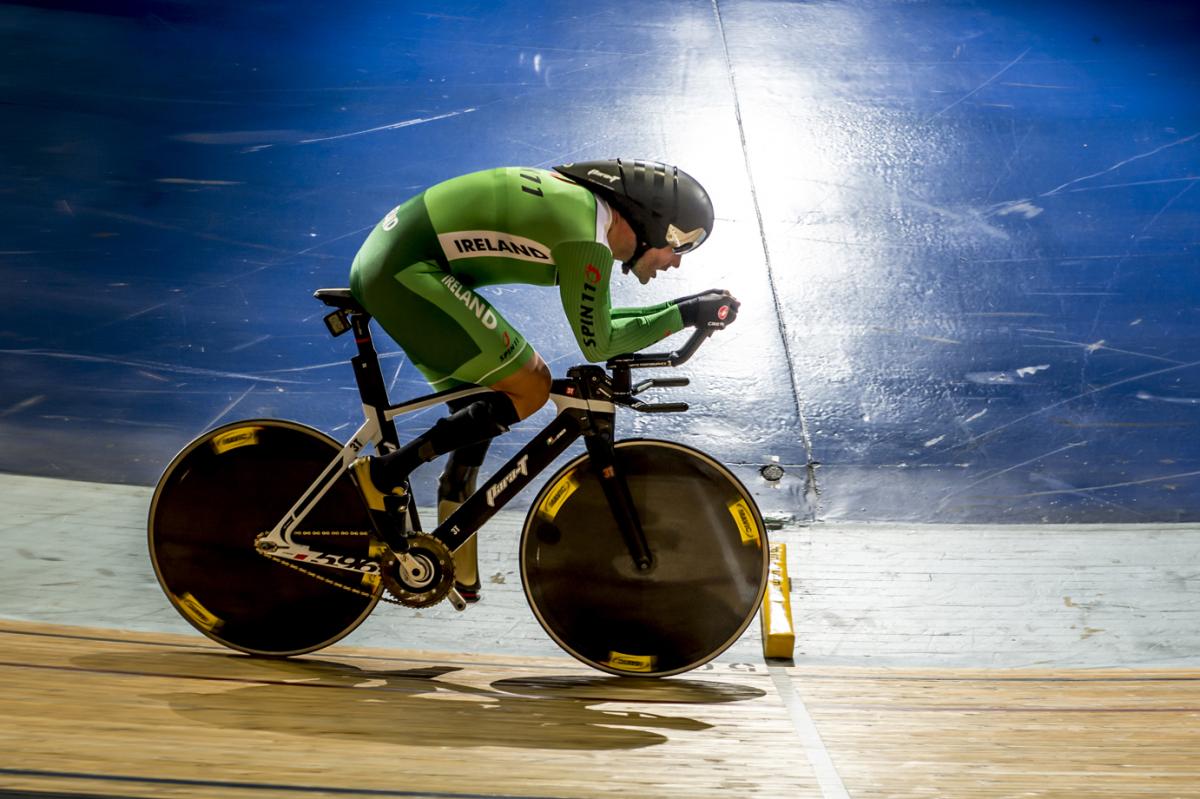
[439,434,488,601]
[349,255,555,598]
[351,390,514,519]
[367,390,516,488]
[435,360,550,601]
[366,352,550,488]
[488,351,552,421]
[350,253,536,492]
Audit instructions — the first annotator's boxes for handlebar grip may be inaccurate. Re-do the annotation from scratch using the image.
[637,402,690,414]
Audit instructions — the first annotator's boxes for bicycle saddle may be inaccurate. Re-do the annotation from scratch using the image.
[313,288,365,314]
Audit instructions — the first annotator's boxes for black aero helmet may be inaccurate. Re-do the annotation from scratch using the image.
[553,159,714,266]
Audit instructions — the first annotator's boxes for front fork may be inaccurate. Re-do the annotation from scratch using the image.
[583,421,654,572]
[572,368,655,573]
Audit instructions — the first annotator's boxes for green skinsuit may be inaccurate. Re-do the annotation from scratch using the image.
[349,167,684,389]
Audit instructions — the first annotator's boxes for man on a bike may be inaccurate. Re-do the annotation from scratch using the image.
[349,158,738,601]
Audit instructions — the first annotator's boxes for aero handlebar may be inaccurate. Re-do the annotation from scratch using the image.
[605,327,714,371]
[606,328,716,413]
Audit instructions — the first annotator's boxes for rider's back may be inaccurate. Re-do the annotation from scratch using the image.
[427,167,601,287]
[353,167,603,294]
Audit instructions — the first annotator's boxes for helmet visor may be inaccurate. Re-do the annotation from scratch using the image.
[665,223,708,255]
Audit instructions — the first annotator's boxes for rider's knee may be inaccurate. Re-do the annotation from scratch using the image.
[497,356,551,420]
[519,360,552,419]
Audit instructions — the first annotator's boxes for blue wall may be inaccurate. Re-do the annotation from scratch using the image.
[2,0,1198,522]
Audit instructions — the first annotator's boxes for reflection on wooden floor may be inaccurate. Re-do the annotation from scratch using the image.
[1,619,1198,798]
[0,620,807,799]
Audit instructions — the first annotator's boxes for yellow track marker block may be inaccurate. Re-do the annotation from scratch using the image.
[761,542,795,659]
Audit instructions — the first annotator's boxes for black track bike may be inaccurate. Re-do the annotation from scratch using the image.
[148,289,769,677]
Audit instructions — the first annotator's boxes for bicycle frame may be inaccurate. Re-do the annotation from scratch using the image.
[254,369,616,573]
[255,296,711,583]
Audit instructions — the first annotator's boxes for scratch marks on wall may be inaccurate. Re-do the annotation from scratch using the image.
[1136,391,1200,406]
[297,108,479,145]
[928,47,1030,120]
[1013,469,1200,498]
[1041,131,1200,197]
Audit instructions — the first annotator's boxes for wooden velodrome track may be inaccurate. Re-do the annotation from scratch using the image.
[3,475,1200,798]
[3,619,1199,798]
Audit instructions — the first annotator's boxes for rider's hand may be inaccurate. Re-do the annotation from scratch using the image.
[675,290,740,329]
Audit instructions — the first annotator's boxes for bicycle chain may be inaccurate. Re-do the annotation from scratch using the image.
[257,548,378,601]
[255,529,454,608]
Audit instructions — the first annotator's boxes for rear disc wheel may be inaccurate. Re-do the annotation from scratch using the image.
[148,419,380,656]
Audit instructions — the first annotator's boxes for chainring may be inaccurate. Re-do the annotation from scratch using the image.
[380,533,456,608]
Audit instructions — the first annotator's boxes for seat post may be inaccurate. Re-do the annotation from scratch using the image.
[349,314,400,449]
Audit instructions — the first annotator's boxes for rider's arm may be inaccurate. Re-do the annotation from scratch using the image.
[610,299,676,320]
[554,240,684,362]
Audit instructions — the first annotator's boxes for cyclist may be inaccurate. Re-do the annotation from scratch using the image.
[348,158,738,601]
